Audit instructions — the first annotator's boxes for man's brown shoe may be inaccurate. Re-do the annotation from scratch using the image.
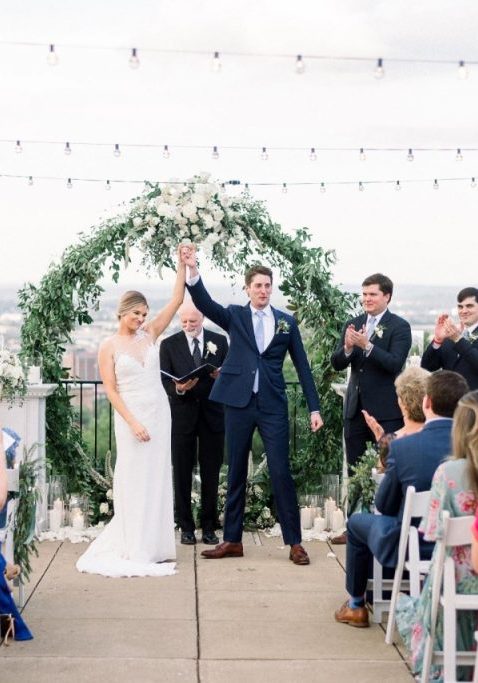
[289,544,310,565]
[331,532,347,545]
[334,600,369,628]
[201,541,244,559]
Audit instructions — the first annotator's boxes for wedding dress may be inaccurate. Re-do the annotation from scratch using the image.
[76,330,176,577]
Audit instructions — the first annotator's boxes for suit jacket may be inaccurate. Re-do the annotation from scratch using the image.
[370,418,453,566]
[160,328,229,434]
[331,310,411,420]
[421,336,478,390]
[186,277,320,413]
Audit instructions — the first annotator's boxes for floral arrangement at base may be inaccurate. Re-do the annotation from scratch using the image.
[346,442,380,516]
[88,450,114,524]
[13,445,41,582]
[0,348,27,406]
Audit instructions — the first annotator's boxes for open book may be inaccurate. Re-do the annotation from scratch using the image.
[160,363,219,383]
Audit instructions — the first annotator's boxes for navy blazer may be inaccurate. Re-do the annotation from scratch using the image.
[186,277,320,413]
[421,336,478,390]
[370,418,453,566]
[331,310,411,420]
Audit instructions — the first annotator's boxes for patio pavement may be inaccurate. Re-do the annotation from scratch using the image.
[0,532,413,683]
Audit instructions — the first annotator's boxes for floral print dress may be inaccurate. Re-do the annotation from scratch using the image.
[395,458,478,681]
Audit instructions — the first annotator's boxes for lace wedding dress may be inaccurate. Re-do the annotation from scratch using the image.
[76,330,176,577]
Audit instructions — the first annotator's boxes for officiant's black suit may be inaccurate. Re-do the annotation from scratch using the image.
[331,309,411,471]
[160,329,229,534]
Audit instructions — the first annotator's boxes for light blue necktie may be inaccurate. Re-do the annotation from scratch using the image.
[463,328,470,340]
[253,310,265,392]
[366,316,377,340]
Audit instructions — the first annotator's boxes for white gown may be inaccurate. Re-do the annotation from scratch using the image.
[76,330,176,577]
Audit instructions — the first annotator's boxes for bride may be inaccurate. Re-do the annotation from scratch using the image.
[76,254,185,577]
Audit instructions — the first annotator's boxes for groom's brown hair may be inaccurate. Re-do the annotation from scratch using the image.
[244,265,273,286]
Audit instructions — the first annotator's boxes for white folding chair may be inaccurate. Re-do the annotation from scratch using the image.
[385,485,431,643]
[421,511,477,683]
[473,632,478,683]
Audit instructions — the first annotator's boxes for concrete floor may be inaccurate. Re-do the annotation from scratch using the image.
[0,532,413,683]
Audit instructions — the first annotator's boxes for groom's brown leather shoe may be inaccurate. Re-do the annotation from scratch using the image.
[334,600,369,628]
[289,544,310,565]
[201,541,243,559]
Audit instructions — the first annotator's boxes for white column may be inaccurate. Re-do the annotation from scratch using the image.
[0,383,57,532]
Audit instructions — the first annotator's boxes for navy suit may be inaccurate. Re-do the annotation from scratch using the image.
[421,336,478,390]
[331,309,411,470]
[345,418,453,598]
[187,277,320,544]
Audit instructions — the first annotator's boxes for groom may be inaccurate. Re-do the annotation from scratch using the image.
[182,246,323,565]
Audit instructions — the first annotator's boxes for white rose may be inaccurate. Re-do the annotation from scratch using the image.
[99,502,109,514]
[213,209,224,222]
[202,214,214,229]
[190,225,200,235]
[133,216,143,228]
[192,193,207,209]
[106,489,113,500]
[156,202,175,218]
[182,203,198,220]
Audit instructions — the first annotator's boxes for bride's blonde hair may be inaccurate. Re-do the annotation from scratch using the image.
[117,291,149,320]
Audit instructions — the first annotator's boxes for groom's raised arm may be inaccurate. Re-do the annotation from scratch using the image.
[186,277,231,332]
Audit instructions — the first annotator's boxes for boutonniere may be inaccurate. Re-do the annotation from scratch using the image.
[374,324,386,339]
[206,341,217,356]
[275,318,290,334]
[468,331,478,343]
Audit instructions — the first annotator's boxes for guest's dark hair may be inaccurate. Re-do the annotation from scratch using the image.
[245,265,273,286]
[361,273,394,300]
[451,390,478,498]
[426,370,469,418]
[457,287,478,304]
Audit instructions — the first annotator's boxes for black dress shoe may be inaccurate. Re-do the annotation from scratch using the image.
[201,530,219,545]
[181,531,196,545]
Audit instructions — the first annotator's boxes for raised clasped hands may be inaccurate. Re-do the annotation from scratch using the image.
[174,378,199,393]
[344,323,368,352]
[179,242,196,269]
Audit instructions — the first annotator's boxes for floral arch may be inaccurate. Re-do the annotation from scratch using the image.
[19,173,355,506]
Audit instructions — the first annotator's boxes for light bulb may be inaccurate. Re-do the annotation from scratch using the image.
[407,148,414,162]
[114,143,121,157]
[67,178,73,189]
[359,147,366,161]
[47,44,59,66]
[320,182,326,193]
[395,180,401,191]
[374,58,384,79]
[456,148,463,161]
[261,146,268,161]
[221,182,225,189]
[458,60,468,80]
[471,177,477,188]
[129,48,140,69]
[295,54,305,74]
[15,140,22,153]
[163,144,170,159]
[359,181,364,192]
[106,179,111,191]
[64,142,72,155]
[245,183,249,191]
[282,183,288,193]
[211,51,221,72]
[28,176,33,186]
[212,145,219,160]
[433,179,439,190]
[309,147,317,161]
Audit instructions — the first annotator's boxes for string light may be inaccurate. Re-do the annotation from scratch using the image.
[433,179,439,190]
[163,144,170,159]
[374,58,384,79]
[359,181,365,191]
[471,177,477,188]
[47,43,59,66]
[212,145,219,159]
[309,147,317,161]
[129,48,140,69]
[320,182,326,193]
[28,176,33,186]
[295,54,305,74]
[66,177,73,189]
[105,179,111,191]
[261,146,268,161]
[113,143,121,157]
[211,51,221,72]
[395,180,401,191]
[245,183,249,190]
[359,147,366,161]
[458,60,468,79]
[456,148,463,161]
[282,182,288,193]
[15,140,22,153]
[64,141,72,155]
[407,148,414,161]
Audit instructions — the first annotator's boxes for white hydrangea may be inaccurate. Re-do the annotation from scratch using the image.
[99,502,109,514]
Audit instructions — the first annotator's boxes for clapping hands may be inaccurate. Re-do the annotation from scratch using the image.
[344,323,368,352]
[434,313,463,343]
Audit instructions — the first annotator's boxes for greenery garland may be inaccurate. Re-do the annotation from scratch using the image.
[13,445,41,582]
[18,173,355,505]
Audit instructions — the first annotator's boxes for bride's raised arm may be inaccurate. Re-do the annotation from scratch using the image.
[145,249,186,341]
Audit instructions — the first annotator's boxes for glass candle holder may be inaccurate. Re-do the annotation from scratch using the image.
[47,475,67,532]
[68,494,89,530]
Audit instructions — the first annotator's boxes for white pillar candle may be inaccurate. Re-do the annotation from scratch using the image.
[48,508,62,532]
[300,506,313,530]
[71,511,85,530]
[332,509,345,532]
[313,516,327,533]
[324,497,337,530]
[28,365,42,384]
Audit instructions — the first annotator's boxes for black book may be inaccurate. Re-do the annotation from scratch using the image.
[160,363,219,383]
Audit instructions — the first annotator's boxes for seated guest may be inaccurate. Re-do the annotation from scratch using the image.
[334,370,468,628]
[472,507,478,573]
[0,427,33,643]
[396,390,478,680]
[421,286,478,390]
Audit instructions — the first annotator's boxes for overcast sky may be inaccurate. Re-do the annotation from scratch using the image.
[1,0,478,290]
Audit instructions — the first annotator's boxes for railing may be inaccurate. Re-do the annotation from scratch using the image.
[61,379,303,467]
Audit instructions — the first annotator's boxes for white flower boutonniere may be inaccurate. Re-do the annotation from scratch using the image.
[276,318,290,334]
[374,324,386,339]
[206,341,217,355]
[468,331,478,343]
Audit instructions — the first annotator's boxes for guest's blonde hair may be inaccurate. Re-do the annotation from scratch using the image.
[452,390,478,496]
[394,366,430,423]
[116,291,148,320]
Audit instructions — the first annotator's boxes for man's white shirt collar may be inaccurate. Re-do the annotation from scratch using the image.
[185,329,204,346]
[367,309,387,325]
[250,303,273,317]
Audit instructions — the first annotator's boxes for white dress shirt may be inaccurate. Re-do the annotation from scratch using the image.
[184,329,204,356]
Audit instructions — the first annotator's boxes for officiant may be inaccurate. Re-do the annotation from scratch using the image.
[160,303,229,545]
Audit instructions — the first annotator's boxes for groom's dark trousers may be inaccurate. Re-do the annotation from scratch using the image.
[187,277,320,545]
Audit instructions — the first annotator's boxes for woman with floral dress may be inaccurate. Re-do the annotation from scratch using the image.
[396,389,478,681]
